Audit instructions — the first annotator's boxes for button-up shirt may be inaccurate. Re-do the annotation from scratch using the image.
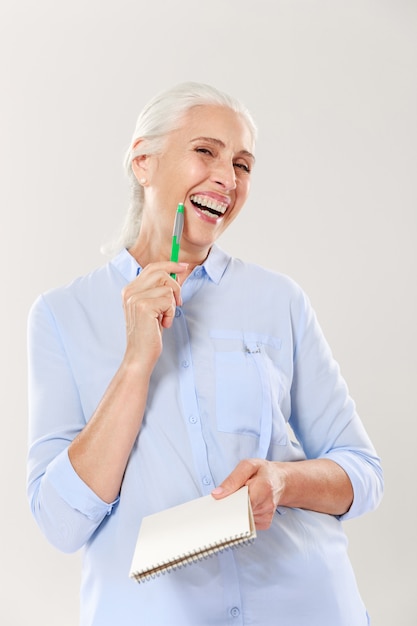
[27,245,383,626]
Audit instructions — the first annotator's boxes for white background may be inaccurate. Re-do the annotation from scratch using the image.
[1,1,416,624]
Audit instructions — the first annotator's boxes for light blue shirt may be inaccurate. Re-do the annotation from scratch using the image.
[27,245,383,626]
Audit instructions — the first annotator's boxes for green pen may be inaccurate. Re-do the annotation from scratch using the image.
[170,202,184,279]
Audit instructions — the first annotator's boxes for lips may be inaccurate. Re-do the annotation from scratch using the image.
[190,194,229,218]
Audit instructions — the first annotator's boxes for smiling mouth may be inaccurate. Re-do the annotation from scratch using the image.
[190,194,228,218]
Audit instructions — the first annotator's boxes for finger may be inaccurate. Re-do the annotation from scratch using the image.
[159,291,178,329]
[245,464,284,529]
[138,262,189,290]
[127,264,186,307]
[253,511,275,531]
[124,276,177,309]
[140,261,189,276]
[251,485,278,530]
[124,287,176,332]
[211,459,260,499]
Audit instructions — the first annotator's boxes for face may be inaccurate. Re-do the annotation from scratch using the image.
[133,105,255,259]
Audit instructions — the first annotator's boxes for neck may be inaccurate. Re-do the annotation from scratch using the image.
[128,227,211,282]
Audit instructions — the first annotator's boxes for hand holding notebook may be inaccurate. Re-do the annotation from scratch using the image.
[129,485,256,583]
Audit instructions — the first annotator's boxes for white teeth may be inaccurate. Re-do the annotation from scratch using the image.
[190,194,228,215]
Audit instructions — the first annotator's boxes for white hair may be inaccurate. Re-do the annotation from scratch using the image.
[103,82,257,255]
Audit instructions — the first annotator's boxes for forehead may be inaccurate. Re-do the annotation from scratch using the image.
[174,105,255,154]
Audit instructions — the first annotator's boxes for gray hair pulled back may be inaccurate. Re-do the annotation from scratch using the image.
[106,82,257,254]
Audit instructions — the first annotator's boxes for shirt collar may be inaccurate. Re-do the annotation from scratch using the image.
[110,248,141,282]
[201,244,231,284]
[109,244,231,285]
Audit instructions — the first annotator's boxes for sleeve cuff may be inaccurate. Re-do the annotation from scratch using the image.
[47,447,119,522]
[323,450,384,521]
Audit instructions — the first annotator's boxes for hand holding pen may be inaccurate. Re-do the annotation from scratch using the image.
[119,202,187,373]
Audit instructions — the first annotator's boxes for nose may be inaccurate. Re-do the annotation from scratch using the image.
[211,159,236,191]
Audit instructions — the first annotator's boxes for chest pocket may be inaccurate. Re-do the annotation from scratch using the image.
[211,331,288,457]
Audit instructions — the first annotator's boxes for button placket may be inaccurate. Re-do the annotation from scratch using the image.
[174,311,215,494]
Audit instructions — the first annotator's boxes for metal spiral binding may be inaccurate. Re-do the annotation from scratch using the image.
[132,535,255,584]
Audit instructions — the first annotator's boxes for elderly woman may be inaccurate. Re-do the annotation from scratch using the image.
[27,82,383,626]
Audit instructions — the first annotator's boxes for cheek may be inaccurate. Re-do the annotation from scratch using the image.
[186,160,209,183]
[237,178,251,203]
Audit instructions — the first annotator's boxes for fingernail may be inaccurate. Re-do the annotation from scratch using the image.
[211,487,224,495]
[179,262,189,268]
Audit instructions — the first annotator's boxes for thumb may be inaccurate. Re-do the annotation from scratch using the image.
[211,459,257,499]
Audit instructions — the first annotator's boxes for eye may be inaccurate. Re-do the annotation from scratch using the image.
[234,162,251,174]
[195,147,214,156]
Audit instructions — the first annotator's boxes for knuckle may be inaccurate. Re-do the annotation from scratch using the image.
[122,285,131,301]
[240,458,255,472]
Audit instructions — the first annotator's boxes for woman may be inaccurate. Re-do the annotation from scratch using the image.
[27,82,383,625]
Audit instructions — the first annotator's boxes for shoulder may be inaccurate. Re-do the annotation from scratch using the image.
[43,263,113,303]
[28,254,127,326]
[209,250,314,333]
[225,255,307,304]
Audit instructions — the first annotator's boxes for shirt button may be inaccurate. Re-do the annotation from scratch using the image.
[189,415,198,424]
[230,607,240,618]
[194,268,203,278]
[175,308,181,317]
[202,476,211,486]
[181,360,189,368]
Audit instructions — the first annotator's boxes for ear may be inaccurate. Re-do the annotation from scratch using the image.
[131,139,149,184]
[131,153,149,183]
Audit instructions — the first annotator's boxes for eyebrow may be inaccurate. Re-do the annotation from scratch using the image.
[190,136,256,162]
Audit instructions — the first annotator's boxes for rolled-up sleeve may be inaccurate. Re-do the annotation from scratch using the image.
[289,289,384,520]
[27,295,118,553]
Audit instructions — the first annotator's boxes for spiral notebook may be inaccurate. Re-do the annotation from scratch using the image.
[129,486,256,583]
